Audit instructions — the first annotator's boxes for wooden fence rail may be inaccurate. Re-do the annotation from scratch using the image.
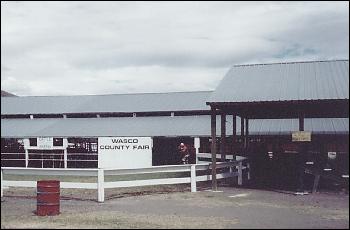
[1,160,249,202]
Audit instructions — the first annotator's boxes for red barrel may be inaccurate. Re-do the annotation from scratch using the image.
[36,180,60,216]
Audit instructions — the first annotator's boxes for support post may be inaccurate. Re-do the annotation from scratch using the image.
[297,113,305,193]
[232,115,236,156]
[245,118,249,152]
[211,107,217,191]
[191,164,197,192]
[221,113,226,162]
[241,116,245,154]
[299,114,304,131]
[97,169,105,202]
[247,162,251,180]
[1,169,3,198]
[238,161,243,186]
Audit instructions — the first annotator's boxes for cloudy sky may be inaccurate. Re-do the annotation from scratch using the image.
[1,1,349,96]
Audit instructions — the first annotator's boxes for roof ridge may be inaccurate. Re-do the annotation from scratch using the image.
[3,90,214,98]
[232,59,349,68]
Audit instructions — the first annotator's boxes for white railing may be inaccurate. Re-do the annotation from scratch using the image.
[1,160,249,203]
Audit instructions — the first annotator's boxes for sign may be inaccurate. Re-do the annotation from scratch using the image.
[98,137,152,169]
[37,137,53,149]
[292,131,311,142]
[328,152,337,160]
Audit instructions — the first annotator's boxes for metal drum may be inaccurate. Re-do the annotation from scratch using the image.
[36,180,60,216]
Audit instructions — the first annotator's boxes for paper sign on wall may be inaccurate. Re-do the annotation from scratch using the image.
[37,137,53,149]
[292,131,311,142]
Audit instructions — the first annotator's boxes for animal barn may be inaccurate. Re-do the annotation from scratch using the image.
[1,60,349,192]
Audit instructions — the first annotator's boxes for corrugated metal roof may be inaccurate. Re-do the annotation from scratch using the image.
[1,91,212,115]
[208,60,349,103]
[1,116,348,138]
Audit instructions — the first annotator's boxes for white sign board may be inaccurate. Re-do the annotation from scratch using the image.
[37,137,53,149]
[98,137,152,169]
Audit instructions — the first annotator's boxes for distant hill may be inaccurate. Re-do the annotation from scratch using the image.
[1,90,17,97]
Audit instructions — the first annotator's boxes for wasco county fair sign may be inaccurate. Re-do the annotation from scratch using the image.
[98,137,152,169]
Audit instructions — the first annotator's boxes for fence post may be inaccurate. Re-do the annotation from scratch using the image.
[190,164,197,192]
[238,161,243,186]
[97,169,105,202]
[25,149,29,168]
[1,169,3,198]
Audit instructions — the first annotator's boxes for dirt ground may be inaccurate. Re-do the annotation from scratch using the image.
[1,183,349,229]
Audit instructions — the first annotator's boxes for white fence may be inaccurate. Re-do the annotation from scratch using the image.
[1,160,249,202]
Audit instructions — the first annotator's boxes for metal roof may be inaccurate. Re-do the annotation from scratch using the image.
[1,91,213,115]
[1,116,348,138]
[208,60,349,103]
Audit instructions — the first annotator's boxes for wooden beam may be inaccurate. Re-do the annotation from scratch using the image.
[211,108,217,191]
[221,113,226,162]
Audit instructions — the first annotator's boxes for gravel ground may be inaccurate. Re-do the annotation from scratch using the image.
[1,184,349,229]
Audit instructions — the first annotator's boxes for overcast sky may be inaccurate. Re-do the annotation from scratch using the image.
[1,1,349,96]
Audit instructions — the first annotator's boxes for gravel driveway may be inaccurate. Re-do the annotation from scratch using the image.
[1,185,349,229]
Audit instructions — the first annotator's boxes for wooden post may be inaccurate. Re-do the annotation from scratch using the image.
[23,138,29,168]
[238,161,243,186]
[247,162,251,180]
[241,116,245,154]
[221,113,226,162]
[232,115,236,156]
[297,113,305,193]
[211,107,217,191]
[194,137,200,164]
[191,164,197,192]
[25,149,29,168]
[1,169,3,198]
[63,138,68,168]
[299,114,304,131]
[97,169,105,202]
[245,118,249,152]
